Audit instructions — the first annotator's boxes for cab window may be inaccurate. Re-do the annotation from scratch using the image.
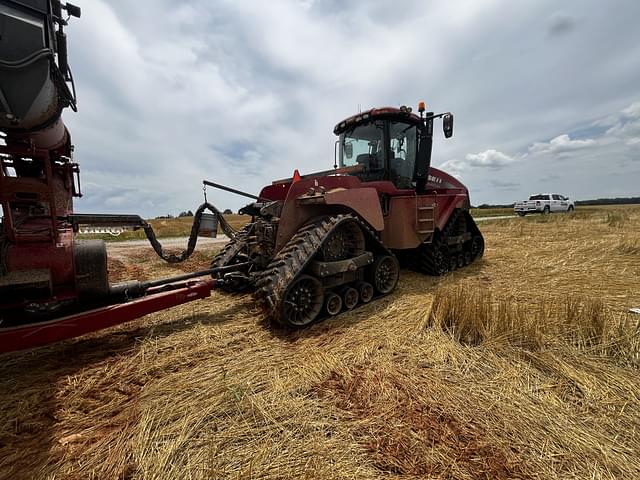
[388,122,417,189]
[339,121,386,181]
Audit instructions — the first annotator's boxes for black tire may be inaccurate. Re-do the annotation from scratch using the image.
[325,292,342,316]
[369,255,400,294]
[341,287,359,310]
[517,212,526,217]
[279,275,324,327]
[568,205,574,213]
[357,282,374,303]
[542,206,550,215]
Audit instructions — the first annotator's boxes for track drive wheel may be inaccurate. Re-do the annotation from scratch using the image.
[369,255,400,294]
[280,275,324,327]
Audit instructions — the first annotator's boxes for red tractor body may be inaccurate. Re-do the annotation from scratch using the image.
[211,106,484,327]
[260,164,470,251]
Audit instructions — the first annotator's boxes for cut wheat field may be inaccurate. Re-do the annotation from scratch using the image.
[1,206,639,480]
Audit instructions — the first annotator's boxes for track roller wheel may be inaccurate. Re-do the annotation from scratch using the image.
[369,255,400,294]
[449,256,457,271]
[280,275,324,327]
[457,254,465,268]
[420,236,450,276]
[357,282,374,303]
[471,235,484,260]
[341,286,359,310]
[464,251,472,265]
[325,292,342,316]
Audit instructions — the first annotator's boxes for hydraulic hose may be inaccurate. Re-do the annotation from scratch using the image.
[142,202,236,264]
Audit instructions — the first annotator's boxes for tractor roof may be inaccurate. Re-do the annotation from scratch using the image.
[333,107,423,135]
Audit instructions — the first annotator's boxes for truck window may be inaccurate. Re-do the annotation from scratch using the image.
[529,194,547,200]
[552,194,561,200]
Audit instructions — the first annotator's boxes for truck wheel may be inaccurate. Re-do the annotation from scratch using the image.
[517,212,526,217]
[568,205,574,213]
[542,206,550,215]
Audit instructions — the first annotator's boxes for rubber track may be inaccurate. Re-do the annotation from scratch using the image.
[254,214,391,325]
[210,223,252,271]
[420,209,483,275]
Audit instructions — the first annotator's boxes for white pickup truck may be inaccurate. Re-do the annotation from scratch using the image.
[514,194,575,216]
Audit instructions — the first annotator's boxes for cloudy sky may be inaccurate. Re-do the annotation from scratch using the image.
[63,0,640,216]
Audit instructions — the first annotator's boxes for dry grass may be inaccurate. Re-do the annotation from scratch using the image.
[1,206,639,479]
[469,207,513,218]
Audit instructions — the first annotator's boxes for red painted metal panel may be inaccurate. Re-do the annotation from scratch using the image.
[0,279,216,354]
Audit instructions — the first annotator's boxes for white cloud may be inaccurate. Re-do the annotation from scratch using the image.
[622,102,640,119]
[528,134,596,155]
[603,104,640,146]
[465,149,514,168]
[438,149,514,179]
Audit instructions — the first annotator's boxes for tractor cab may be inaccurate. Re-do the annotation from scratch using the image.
[334,104,453,192]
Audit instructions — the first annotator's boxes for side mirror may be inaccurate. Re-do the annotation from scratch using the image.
[443,114,454,138]
[344,142,353,159]
[64,2,82,18]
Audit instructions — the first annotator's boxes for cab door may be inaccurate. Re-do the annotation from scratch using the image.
[551,194,562,212]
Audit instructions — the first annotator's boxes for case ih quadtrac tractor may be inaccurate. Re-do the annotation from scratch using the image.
[0,0,483,352]
[210,105,484,327]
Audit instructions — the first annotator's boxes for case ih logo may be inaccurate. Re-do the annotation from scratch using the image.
[428,174,443,185]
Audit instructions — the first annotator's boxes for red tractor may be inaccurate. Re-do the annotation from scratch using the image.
[0,0,483,351]
[209,104,484,327]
